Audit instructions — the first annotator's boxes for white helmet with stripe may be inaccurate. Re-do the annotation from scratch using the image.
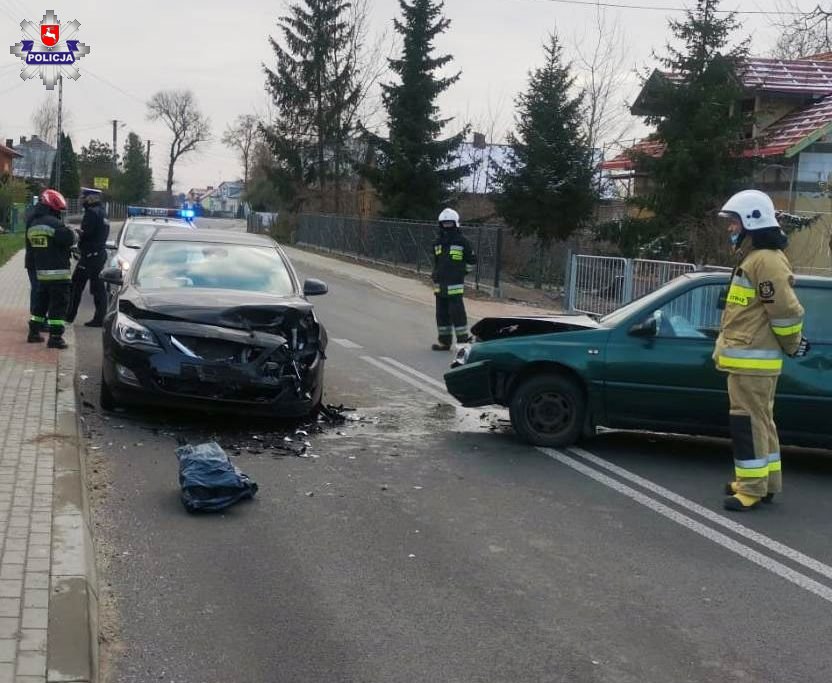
[438,208,460,227]
[719,190,779,231]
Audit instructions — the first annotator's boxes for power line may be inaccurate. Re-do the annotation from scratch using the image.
[82,67,147,106]
[517,0,807,15]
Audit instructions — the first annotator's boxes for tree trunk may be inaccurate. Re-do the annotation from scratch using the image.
[166,146,176,201]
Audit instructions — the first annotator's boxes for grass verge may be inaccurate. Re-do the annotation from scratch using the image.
[0,233,25,268]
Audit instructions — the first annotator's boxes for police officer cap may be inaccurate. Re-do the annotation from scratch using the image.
[80,187,103,196]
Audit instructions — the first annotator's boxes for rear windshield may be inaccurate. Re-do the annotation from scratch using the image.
[123,223,160,249]
[135,241,295,296]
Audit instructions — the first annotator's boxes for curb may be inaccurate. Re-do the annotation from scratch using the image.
[49,325,98,683]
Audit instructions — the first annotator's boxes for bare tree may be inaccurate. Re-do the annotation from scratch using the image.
[31,94,72,146]
[222,115,259,185]
[772,2,832,59]
[146,90,212,196]
[573,7,634,155]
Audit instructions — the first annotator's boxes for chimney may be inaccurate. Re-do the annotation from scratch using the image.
[19,136,26,144]
[4,139,12,149]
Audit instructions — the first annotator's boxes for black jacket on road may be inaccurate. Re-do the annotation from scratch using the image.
[432,228,476,296]
[25,204,75,282]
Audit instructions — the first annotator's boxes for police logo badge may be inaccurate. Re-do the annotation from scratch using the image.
[759,280,776,300]
[10,10,90,90]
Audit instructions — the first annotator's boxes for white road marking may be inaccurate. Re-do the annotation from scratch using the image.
[331,338,364,349]
[541,448,832,604]
[360,356,453,403]
[379,357,447,390]
[568,446,832,583]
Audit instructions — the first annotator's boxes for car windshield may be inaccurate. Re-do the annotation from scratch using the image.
[123,223,161,249]
[598,276,689,326]
[135,241,295,296]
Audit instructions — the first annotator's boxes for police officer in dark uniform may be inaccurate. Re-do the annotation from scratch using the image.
[26,189,75,349]
[431,208,477,351]
[66,187,110,327]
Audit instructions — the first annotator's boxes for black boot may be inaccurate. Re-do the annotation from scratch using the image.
[724,482,774,503]
[27,321,44,344]
[47,334,68,350]
[432,342,451,351]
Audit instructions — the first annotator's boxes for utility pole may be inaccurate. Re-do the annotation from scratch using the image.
[112,119,119,170]
[55,75,63,191]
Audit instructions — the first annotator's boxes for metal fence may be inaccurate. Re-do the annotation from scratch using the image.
[295,213,504,294]
[247,212,280,235]
[567,254,696,315]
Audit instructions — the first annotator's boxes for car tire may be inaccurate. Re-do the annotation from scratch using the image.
[509,373,585,448]
[100,374,119,412]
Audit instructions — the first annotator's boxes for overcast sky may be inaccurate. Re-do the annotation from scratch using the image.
[0,1,789,194]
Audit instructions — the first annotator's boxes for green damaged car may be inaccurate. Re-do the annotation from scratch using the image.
[444,272,832,449]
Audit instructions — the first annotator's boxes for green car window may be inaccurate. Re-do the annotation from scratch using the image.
[797,286,832,344]
[655,284,724,339]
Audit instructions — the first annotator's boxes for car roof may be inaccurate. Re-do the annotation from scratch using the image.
[125,217,191,227]
[150,228,276,247]
[682,270,832,286]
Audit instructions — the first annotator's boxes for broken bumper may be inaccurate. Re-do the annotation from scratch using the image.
[444,360,494,407]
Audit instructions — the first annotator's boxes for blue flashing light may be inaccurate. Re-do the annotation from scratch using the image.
[127,206,195,220]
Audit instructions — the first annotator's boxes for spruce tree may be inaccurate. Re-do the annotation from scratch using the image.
[493,33,595,244]
[629,0,753,261]
[362,0,468,220]
[49,133,80,197]
[114,133,153,204]
[264,0,361,210]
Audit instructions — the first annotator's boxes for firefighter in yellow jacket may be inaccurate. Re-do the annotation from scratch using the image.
[715,190,810,512]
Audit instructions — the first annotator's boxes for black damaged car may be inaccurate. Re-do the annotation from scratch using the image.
[99,229,328,417]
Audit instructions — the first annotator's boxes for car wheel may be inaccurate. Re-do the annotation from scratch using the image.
[509,373,585,447]
[100,374,119,412]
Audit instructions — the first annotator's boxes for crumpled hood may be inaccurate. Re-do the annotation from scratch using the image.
[471,314,599,341]
[119,287,313,331]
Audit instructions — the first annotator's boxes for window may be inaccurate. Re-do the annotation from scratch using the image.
[797,287,832,344]
[136,241,295,296]
[123,223,159,249]
[655,284,725,339]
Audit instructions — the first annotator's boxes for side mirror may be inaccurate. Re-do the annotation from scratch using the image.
[629,310,660,337]
[105,240,117,250]
[303,278,328,297]
[100,267,124,287]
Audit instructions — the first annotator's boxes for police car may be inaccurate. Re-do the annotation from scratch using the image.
[106,206,196,274]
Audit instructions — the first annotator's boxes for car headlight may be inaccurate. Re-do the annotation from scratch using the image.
[451,343,472,368]
[114,312,159,348]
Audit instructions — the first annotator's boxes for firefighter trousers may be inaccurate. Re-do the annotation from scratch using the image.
[727,373,782,499]
[435,295,469,345]
[31,282,71,339]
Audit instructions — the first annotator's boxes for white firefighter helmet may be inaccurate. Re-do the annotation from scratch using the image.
[438,208,460,227]
[719,190,779,231]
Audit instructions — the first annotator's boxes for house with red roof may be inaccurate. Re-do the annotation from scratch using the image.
[602,55,832,269]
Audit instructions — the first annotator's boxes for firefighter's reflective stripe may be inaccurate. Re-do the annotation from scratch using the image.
[454,325,468,335]
[770,317,804,337]
[434,246,442,255]
[718,348,783,371]
[437,325,452,334]
[446,284,465,295]
[726,275,756,306]
[36,269,71,281]
[735,457,770,479]
[433,284,440,293]
[30,315,45,323]
[28,226,56,238]
[47,319,66,326]
[768,452,782,472]
[449,245,465,261]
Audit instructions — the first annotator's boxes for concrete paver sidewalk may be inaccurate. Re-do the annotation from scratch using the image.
[0,251,96,683]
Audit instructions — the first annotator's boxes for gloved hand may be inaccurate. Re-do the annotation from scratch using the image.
[790,337,811,358]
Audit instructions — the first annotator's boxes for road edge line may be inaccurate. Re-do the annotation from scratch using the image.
[360,355,453,403]
[49,325,98,683]
[568,445,832,583]
[379,356,448,390]
[541,448,832,604]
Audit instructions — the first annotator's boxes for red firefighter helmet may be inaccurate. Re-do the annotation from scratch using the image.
[40,188,68,212]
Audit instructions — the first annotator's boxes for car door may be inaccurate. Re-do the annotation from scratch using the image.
[775,284,832,446]
[603,281,728,432]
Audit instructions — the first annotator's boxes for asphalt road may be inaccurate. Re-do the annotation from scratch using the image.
[74,218,832,683]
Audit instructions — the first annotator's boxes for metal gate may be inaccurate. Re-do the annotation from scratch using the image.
[567,254,696,316]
